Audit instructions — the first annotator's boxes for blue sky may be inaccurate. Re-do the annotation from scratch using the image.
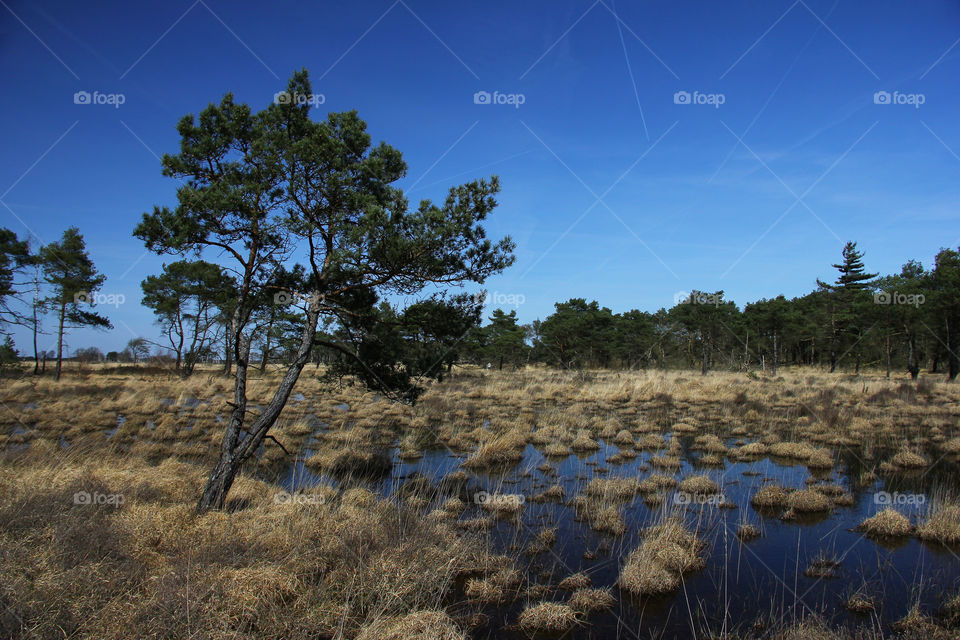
[1,0,959,353]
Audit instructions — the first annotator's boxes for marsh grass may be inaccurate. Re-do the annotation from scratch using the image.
[3,365,960,637]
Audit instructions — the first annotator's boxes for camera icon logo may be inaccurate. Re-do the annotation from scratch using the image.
[74,290,91,305]
[73,91,91,105]
[273,291,294,305]
[673,91,691,105]
[73,491,92,505]
[473,91,491,105]
[873,91,891,105]
[274,91,292,105]
[674,291,690,305]
[874,291,891,304]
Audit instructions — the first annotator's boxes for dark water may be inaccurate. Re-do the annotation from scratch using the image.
[277,433,960,638]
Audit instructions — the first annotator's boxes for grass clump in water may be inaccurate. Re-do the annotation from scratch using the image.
[858,508,912,538]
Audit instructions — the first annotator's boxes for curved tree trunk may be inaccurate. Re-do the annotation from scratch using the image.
[198,303,320,512]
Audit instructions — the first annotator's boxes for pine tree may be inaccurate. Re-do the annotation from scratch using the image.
[40,227,112,380]
[816,242,877,372]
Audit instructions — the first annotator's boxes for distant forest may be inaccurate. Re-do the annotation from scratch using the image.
[474,242,959,379]
[3,226,958,382]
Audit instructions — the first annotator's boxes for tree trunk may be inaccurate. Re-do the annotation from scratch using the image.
[772,331,778,376]
[907,332,919,380]
[259,336,270,372]
[885,334,891,378]
[948,318,959,381]
[198,302,320,512]
[260,315,275,372]
[743,330,749,371]
[32,303,40,375]
[223,318,233,376]
[700,337,708,376]
[54,301,66,381]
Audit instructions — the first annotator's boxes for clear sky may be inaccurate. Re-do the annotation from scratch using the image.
[2,0,959,354]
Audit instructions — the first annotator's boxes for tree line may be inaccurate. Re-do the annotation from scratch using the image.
[2,220,958,385]
[462,242,960,380]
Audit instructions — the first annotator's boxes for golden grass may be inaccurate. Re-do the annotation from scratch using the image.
[584,476,642,500]
[618,517,705,596]
[917,499,960,545]
[5,365,960,637]
[752,485,789,509]
[567,587,615,614]
[858,508,912,537]
[356,610,466,640]
[462,430,527,468]
[0,447,504,639]
[677,474,720,496]
[788,489,832,513]
[891,450,929,468]
[737,524,761,541]
[517,602,579,633]
[558,572,592,590]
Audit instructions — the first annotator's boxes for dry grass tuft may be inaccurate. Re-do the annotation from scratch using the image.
[584,476,641,500]
[517,602,579,633]
[858,508,912,537]
[737,524,761,541]
[0,450,502,639]
[891,450,929,468]
[462,430,527,469]
[843,593,875,614]
[752,485,789,509]
[567,587,615,614]
[558,572,591,590]
[530,485,565,503]
[770,618,847,640]
[677,474,719,496]
[787,489,831,513]
[356,610,466,640]
[618,518,705,596]
[917,500,960,545]
[892,605,956,640]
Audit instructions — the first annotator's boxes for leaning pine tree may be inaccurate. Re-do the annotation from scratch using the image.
[134,70,515,511]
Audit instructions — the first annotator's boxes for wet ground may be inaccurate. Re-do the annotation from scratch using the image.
[277,430,960,638]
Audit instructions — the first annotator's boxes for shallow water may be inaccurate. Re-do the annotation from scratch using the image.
[278,433,960,638]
